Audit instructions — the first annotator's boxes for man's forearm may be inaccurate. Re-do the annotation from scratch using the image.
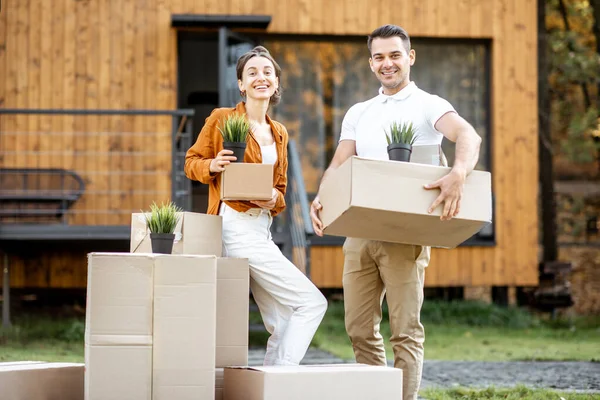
[316,166,337,197]
[315,140,357,198]
[452,128,481,176]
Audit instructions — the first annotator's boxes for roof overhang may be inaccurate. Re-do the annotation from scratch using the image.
[171,14,272,30]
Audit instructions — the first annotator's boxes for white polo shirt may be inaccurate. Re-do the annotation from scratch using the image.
[339,82,456,160]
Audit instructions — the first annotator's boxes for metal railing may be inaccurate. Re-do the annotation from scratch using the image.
[0,108,194,224]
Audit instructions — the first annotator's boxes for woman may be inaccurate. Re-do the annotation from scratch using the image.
[184,46,327,366]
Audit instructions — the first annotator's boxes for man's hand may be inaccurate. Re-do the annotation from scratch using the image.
[251,188,278,210]
[309,140,356,236]
[424,168,466,221]
[310,195,324,236]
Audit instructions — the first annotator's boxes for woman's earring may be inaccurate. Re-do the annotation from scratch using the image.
[240,90,246,98]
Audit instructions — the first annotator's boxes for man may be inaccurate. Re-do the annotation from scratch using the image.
[310,25,482,400]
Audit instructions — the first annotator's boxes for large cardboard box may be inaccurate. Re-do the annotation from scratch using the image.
[319,156,492,249]
[0,362,84,400]
[85,253,155,400]
[153,255,217,400]
[220,163,273,201]
[216,258,249,368]
[85,253,218,400]
[223,364,403,400]
[130,212,222,256]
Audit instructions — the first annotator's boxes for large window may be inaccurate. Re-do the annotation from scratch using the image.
[265,37,491,194]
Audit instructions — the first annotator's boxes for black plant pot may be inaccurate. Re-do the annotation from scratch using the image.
[387,143,412,162]
[150,233,175,254]
[223,142,247,163]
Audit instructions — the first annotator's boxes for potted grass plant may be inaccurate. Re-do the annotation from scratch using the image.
[218,113,251,162]
[143,201,182,254]
[385,121,418,162]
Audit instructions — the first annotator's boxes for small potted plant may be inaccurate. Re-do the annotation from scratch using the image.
[143,201,182,254]
[385,121,418,162]
[218,113,251,162]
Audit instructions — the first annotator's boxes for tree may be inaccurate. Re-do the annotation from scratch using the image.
[547,0,600,174]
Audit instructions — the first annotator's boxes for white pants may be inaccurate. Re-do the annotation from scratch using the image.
[219,203,328,366]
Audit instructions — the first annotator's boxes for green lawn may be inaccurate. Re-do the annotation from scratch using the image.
[311,300,600,362]
[421,386,600,399]
[2,300,598,400]
[0,312,85,363]
[314,320,600,362]
[0,341,83,363]
[1,300,599,366]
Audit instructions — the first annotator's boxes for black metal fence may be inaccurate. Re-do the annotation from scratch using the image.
[0,108,194,224]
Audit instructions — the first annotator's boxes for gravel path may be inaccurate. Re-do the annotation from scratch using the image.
[249,348,600,394]
[420,360,600,393]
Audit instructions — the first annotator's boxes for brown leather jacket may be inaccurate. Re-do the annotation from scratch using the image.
[184,102,288,217]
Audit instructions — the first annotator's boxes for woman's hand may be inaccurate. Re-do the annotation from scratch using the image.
[209,149,237,173]
[251,188,278,210]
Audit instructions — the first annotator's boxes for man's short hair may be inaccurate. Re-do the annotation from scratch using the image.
[367,24,411,54]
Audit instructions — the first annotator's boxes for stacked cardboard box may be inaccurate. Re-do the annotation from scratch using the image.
[215,258,249,368]
[85,253,218,400]
[130,212,223,255]
[130,211,250,371]
[86,205,407,399]
[83,211,249,400]
[152,255,219,400]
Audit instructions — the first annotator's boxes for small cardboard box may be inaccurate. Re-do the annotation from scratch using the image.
[220,163,273,201]
[130,211,222,256]
[216,258,249,368]
[0,362,84,400]
[319,156,492,249]
[85,253,155,400]
[153,255,217,400]
[223,364,403,400]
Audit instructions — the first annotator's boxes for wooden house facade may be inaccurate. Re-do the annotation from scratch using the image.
[0,0,539,293]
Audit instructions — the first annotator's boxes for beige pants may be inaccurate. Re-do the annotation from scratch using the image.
[342,238,430,400]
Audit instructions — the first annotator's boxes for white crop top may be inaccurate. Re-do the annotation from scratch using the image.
[261,142,277,165]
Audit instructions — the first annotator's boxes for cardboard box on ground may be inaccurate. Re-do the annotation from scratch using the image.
[319,145,492,249]
[0,361,84,400]
[220,163,273,201]
[223,364,403,400]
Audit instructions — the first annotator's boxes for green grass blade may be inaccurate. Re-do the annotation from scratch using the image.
[218,113,251,143]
